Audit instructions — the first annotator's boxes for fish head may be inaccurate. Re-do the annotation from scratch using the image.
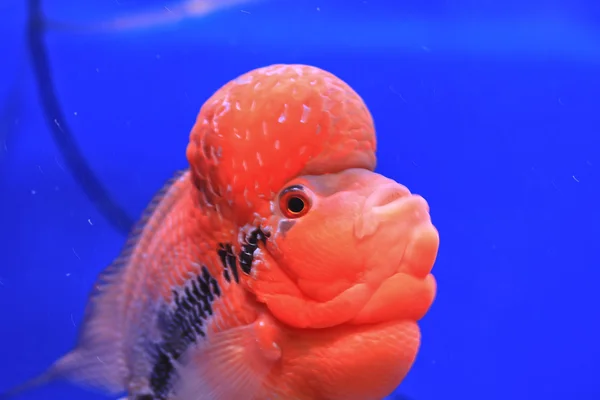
[186,63,439,398]
[187,62,439,330]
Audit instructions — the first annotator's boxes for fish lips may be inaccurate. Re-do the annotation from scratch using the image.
[263,272,436,330]
[263,201,439,329]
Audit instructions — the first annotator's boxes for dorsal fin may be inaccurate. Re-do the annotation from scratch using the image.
[0,170,190,399]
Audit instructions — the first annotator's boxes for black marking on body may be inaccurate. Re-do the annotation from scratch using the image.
[239,228,270,275]
[217,228,270,281]
[147,265,221,399]
[217,242,240,283]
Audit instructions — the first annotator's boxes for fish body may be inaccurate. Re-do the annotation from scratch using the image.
[5,64,439,400]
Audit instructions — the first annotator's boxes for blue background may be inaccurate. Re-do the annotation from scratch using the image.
[1,0,599,399]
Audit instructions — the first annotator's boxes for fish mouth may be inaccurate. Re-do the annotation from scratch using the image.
[346,215,439,326]
[263,205,439,329]
[349,272,437,326]
[348,193,438,325]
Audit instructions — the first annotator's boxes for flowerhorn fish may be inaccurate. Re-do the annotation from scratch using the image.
[2,64,439,400]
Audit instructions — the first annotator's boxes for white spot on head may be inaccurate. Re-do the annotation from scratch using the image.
[299,146,307,156]
[242,160,248,171]
[264,65,288,76]
[233,75,253,85]
[293,65,304,76]
[243,187,253,207]
[256,152,263,166]
[300,104,310,123]
[235,101,241,111]
[217,95,231,117]
[262,121,268,136]
[274,140,280,150]
[278,104,288,123]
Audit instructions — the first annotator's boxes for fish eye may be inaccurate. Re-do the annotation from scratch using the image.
[279,185,311,218]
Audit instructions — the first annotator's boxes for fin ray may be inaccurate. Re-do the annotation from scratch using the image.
[174,315,281,400]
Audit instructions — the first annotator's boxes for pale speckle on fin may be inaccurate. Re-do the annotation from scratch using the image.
[173,313,281,400]
[1,171,189,399]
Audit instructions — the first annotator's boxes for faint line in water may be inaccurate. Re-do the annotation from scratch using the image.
[389,86,407,103]
[572,175,580,183]
[72,248,81,260]
[54,156,65,171]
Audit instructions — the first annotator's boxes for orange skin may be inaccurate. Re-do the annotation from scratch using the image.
[9,64,438,400]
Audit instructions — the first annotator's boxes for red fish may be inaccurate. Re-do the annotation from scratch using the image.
[5,64,439,400]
